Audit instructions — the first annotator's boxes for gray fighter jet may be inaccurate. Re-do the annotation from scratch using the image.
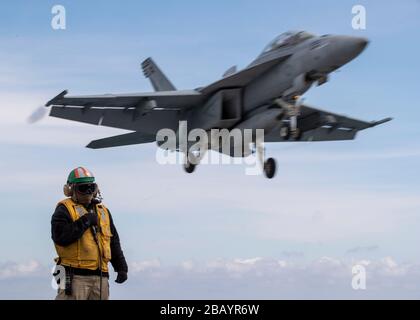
[45,30,391,178]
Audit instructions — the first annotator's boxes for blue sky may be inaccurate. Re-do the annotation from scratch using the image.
[0,0,420,299]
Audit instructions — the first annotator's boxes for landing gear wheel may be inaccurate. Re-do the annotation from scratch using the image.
[184,161,196,174]
[263,158,276,179]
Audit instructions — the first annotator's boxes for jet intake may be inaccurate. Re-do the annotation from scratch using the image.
[306,71,329,86]
[188,89,242,130]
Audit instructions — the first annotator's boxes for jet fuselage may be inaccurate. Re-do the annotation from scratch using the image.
[243,34,368,112]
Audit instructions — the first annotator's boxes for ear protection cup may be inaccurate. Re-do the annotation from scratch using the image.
[92,184,99,198]
[63,184,73,197]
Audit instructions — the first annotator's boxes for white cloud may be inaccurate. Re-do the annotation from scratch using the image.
[125,256,417,283]
[0,260,43,279]
[180,260,195,271]
[382,256,398,269]
[2,257,419,299]
[130,259,161,273]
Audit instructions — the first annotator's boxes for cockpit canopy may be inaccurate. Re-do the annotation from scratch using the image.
[262,31,316,53]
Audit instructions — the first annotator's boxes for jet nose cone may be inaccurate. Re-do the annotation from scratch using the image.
[349,36,369,57]
[331,36,370,66]
[355,37,369,52]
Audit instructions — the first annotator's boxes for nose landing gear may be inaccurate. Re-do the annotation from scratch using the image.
[275,97,303,141]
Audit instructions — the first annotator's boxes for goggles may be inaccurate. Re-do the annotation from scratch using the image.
[75,183,97,195]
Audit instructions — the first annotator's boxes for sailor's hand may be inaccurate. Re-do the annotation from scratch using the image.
[115,271,128,284]
[84,212,98,226]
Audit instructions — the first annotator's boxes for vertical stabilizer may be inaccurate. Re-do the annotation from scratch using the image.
[141,57,176,92]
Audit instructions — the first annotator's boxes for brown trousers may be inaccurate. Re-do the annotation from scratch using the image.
[55,275,109,300]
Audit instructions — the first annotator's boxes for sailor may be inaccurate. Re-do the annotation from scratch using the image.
[51,167,128,300]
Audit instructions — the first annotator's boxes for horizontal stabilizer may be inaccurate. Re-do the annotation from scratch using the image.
[370,117,393,127]
[86,131,156,149]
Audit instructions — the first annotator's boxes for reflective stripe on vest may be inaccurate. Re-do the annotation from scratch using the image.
[54,198,112,272]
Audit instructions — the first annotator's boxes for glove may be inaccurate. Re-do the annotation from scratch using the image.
[84,212,98,227]
[115,271,128,284]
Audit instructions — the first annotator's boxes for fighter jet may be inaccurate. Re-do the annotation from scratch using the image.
[45,30,391,178]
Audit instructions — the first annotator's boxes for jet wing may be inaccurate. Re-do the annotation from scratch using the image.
[49,104,186,131]
[265,127,359,142]
[46,90,202,131]
[200,55,291,95]
[46,89,202,109]
[299,105,392,131]
[265,104,392,142]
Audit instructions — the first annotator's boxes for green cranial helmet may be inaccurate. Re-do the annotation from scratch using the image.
[67,167,95,184]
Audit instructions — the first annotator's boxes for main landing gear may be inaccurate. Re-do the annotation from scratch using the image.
[183,151,204,174]
[184,160,196,174]
[182,145,277,179]
[256,142,277,179]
